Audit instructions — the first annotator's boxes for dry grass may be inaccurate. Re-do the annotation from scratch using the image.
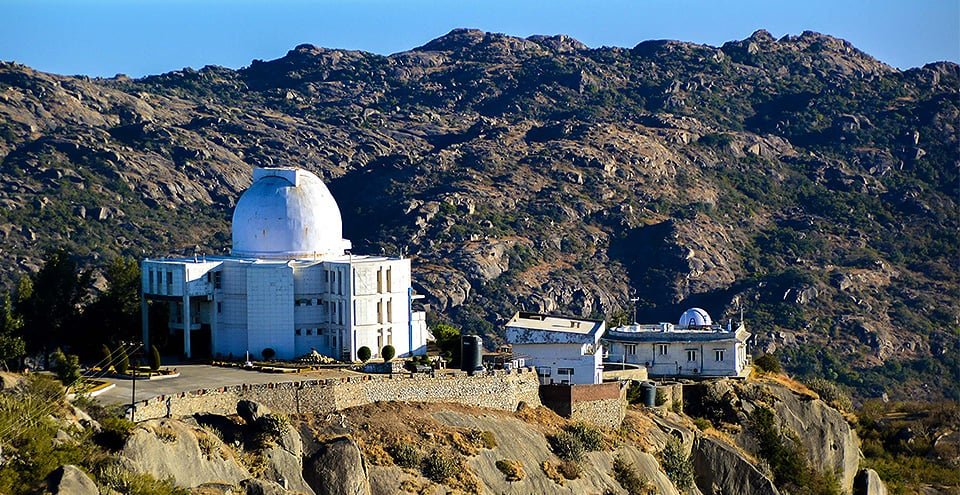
[752,372,819,400]
[303,402,499,492]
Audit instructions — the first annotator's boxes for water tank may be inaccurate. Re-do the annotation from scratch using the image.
[460,335,484,375]
[639,381,657,407]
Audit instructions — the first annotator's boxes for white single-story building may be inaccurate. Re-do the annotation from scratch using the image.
[603,308,750,378]
[505,312,605,385]
[141,167,428,362]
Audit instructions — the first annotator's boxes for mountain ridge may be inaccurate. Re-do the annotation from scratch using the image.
[0,29,956,401]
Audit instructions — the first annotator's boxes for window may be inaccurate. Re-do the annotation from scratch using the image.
[148,269,155,293]
[686,349,698,362]
[377,268,383,293]
[715,349,725,362]
[166,271,173,292]
[386,300,392,323]
[306,329,313,336]
[657,344,668,355]
[557,368,575,376]
[386,267,392,292]
[217,302,222,314]
[624,344,637,356]
[377,301,383,324]
[295,329,302,336]
[214,271,222,289]
[537,367,552,377]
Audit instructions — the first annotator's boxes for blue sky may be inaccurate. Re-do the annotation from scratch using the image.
[2,0,958,78]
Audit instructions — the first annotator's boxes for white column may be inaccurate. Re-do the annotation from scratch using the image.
[183,295,192,358]
[141,297,150,349]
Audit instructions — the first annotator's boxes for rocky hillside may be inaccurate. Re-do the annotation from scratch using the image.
[95,381,869,495]
[0,29,957,400]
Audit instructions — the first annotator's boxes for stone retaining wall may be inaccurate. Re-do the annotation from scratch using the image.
[133,368,541,422]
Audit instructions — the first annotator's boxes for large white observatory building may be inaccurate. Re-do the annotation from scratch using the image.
[140,167,428,361]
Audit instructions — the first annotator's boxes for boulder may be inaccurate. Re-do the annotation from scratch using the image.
[853,468,888,495]
[120,419,249,488]
[44,465,99,495]
[304,437,370,495]
[242,478,293,495]
[692,436,779,495]
[237,400,273,425]
[262,445,314,495]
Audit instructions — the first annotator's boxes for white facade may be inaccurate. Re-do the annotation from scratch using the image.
[505,312,605,385]
[603,308,750,378]
[141,167,428,361]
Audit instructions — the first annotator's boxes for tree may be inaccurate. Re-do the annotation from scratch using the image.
[149,345,161,372]
[114,346,129,375]
[18,249,91,359]
[0,293,26,369]
[50,348,81,386]
[100,344,113,370]
[357,346,371,363]
[381,345,396,362]
[77,257,141,357]
[431,323,461,366]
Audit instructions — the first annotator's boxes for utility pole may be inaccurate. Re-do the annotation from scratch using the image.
[629,297,639,324]
[124,341,143,422]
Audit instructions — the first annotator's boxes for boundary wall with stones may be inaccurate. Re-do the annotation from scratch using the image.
[132,368,542,422]
[539,382,628,429]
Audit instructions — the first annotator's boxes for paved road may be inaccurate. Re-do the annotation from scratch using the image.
[94,364,340,405]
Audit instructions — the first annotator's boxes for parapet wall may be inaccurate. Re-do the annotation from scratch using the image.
[133,368,542,422]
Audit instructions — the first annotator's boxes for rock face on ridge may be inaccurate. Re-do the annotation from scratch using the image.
[692,436,780,495]
[120,418,250,488]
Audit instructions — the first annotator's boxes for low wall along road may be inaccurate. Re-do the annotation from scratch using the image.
[133,368,542,422]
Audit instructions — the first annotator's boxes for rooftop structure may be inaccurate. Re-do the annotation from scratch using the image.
[506,312,605,385]
[603,307,750,378]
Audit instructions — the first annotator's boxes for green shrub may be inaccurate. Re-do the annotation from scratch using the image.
[480,430,497,449]
[566,422,604,451]
[96,416,135,451]
[389,442,421,469]
[659,439,694,490]
[548,431,585,462]
[97,462,190,495]
[612,454,653,494]
[114,346,129,374]
[805,378,852,412]
[381,345,395,362]
[754,353,782,373]
[422,449,458,482]
[495,459,525,481]
[693,418,712,431]
[357,346,371,363]
[100,344,113,370]
[655,389,668,406]
[51,348,82,386]
[557,459,581,480]
[261,348,275,360]
[149,345,161,372]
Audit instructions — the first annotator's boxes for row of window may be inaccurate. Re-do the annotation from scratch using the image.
[621,344,725,362]
[147,268,174,294]
[536,367,574,377]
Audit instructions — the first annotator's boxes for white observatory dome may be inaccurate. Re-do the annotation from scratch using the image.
[678,308,712,327]
[231,167,351,259]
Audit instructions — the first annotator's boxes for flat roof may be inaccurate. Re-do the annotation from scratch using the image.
[143,254,403,265]
[506,312,603,335]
